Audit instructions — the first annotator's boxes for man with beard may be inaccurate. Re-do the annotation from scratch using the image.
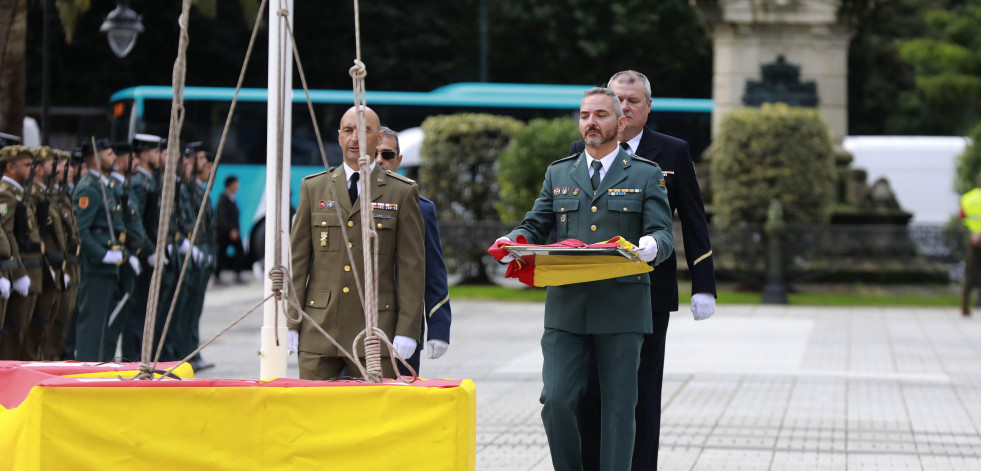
[72,139,127,361]
[496,87,674,471]
[570,70,717,470]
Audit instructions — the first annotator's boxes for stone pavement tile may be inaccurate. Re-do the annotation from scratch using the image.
[770,451,846,470]
[920,455,981,470]
[847,453,923,470]
[657,446,701,470]
[690,449,773,470]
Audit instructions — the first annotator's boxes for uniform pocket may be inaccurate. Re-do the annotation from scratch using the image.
[311,211,341,252]
[552,199,579,239]
[373,212,399,253]
[302,289,332,325]
[610,197,642,237]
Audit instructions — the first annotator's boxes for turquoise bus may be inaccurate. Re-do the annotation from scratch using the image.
[108,83,713,260]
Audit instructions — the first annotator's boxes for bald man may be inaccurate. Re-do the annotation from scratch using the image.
[287,106,425,380]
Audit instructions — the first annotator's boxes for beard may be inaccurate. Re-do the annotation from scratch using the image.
[581,124,617,147]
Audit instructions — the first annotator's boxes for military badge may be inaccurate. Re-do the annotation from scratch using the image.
[554,187,560,195]
[79,196,89,209]
[659,178,666,188]
[0,203,6,215]
[560,214,567,223]
[573,188,579,196]
[328,200,335,208]
[320,231,328,247]
[662,171,674,176]
[319,200,326,208]
[562,187,568,195]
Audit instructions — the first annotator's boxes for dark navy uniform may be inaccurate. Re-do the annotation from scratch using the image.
[571,124,717,470]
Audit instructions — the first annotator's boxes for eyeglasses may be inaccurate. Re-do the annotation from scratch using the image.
[377,149,397,160]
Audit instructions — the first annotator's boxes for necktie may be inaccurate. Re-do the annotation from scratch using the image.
[590,160,603,192]
[620,141,631,152]
[348,172,360,205]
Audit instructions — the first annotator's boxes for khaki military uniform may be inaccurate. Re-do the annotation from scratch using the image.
[0,172,44,360]
[48,178,80,360]
[25,177,68,360]
[289,165,425,380]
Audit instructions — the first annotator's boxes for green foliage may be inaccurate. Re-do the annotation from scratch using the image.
[496,117,579,222]
[954,122,981,195]
[711,104,836,226]
[896,0,981,134]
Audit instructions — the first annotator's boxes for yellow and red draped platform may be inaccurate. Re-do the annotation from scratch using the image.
[0,361,476,470]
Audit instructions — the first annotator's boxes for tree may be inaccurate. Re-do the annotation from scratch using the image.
[496,117,579,222]
[0,0,27,136]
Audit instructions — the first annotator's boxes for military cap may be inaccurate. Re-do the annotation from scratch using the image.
[159,138,168,149]
[0,145,34,163]
[183,141,205,155]
[0,132,20,148]
[33,146,56,161]
[79,138,112,157]
[70,148,83,163]
[112,141,133,155]
[133,133,162,151]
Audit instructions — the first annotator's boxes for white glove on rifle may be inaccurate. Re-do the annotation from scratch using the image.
[634,235,658,262]
[691,293,716,321]
[102,249,124,265]
[0,277,10,300]
[12,275,30,297]
[427,339,449,359]
[128,256,142,276]
[63,273,70,288]
[393,335,417,359]
[495,236,514,263]
[148,252,169,267]
[178,238,191,255]
[287,330,298,353]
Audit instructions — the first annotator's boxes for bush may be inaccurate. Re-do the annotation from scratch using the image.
[496,117,580,222]
[419,113,523,282]
[710,103,837,226]
[954,121,981,195]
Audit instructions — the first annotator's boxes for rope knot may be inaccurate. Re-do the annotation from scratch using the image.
[269,266,286,300]
[349,60,367,80]
[277,9,288,17]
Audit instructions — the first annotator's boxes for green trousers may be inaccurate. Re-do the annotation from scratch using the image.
[75,272,118,361]
[540,328,643,471]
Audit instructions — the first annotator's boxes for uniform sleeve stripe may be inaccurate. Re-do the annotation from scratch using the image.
[428,295,450,318]
[693,250,713,266]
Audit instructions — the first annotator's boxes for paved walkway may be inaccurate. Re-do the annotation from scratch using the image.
[196,277,981,470]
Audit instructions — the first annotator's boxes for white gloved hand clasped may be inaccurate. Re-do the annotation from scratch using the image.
[0,277,10,299]
[287,330,298,353]
[191,246,204,264]
[634,235,658,262]
[495,236,515,263]
[427,339,449,359]
[12,275,30,297]
[691,292,716,321]
[63,273,70,288]
[178,238,191,255]
[102,249,124,265]
[128,256,141,276]
[393,335,417,359]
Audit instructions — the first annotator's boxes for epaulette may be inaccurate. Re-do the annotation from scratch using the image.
[631,155,660,167]
[549,153,580,166]
[385,170,415,184]
[302,170,329,181]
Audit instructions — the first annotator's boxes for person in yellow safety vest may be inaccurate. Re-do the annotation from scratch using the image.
[959,174,981,316]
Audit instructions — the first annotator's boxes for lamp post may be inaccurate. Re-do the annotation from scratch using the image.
[100,0,144,59]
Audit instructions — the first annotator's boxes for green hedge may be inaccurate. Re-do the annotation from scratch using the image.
[955,122,981,195]
[710,103,836,226]
[496,117,580,222]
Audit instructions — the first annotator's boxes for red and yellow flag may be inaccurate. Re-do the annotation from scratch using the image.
[487,236,652,287]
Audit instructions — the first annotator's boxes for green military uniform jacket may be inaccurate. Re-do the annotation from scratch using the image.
[0,177,44,293]
[110,173,153,258]
[73,171,126,275]
[55,184,81,289]
[130,167,158,248]
[506,149,674,335]
[289,164,425,358]
[32,181,67,291]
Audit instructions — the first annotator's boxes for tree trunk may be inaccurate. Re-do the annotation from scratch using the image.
[0,0,27,137]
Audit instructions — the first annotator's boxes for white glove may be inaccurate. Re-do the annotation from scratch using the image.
[63,273,70,288]
[0,277,10,299]
[287,330,298,353]
[128,256,142,276]
[102,249,124,265]
[191,246,204,264]
[148,252,169,267]
[49,267,57,283]
[496,236,514,263]
[393,335,417,359]
[166,244,174,256]
[427,339,449,359]
[12,275,30,297]
[691,293,716,321]
[634,235,658,262]
[179,238,191,254]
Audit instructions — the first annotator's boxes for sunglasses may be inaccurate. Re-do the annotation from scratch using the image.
[377,149,397,160]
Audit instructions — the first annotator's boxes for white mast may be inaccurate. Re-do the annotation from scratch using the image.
[260,0,293,380]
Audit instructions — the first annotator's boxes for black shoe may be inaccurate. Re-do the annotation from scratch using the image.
[190,358,216,372]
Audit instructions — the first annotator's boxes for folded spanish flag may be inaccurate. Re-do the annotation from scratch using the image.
[487,235,653,287]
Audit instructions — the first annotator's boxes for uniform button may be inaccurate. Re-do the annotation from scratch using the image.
[590,225,597,231]
[385,304,390,309]
[623,207,628,212]
[348,242,353,248]
[321,221,326,227]
[347,221,354,227]
[591,206,597,213]
[343,287,350,293]
[309,300,315,306]
[560,208,565,212]
[376,223,383,229]
[637,276,642,280]
[344,265,351,272]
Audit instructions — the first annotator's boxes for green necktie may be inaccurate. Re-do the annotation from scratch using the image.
[590,160,603,192]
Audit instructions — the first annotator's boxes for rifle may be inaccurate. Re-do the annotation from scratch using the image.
[35,150,58,242]
[13,151,39,246]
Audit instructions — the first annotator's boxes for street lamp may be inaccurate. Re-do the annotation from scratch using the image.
[100,0,144,58]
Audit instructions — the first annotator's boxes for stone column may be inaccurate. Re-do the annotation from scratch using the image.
[694,0,855,141]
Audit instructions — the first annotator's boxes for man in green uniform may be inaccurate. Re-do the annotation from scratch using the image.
[496,88,674,471]
[121,134,163,361]
[24,146,68,360]
[179,142,216,371]
[44,150,79,360]
[0,145,44,360]
[287,105,425,380]
[73,139,127,362]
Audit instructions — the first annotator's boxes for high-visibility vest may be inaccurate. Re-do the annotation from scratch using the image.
[962,188,981,234]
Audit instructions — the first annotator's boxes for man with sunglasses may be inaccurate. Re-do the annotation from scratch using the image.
[375,127,451,376]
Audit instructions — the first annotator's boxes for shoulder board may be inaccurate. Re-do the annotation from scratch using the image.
[385,170,415,184]
[418,195,433,205]
[632,155,660,167]
[302,170,329,181]
[549,153,580,166]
